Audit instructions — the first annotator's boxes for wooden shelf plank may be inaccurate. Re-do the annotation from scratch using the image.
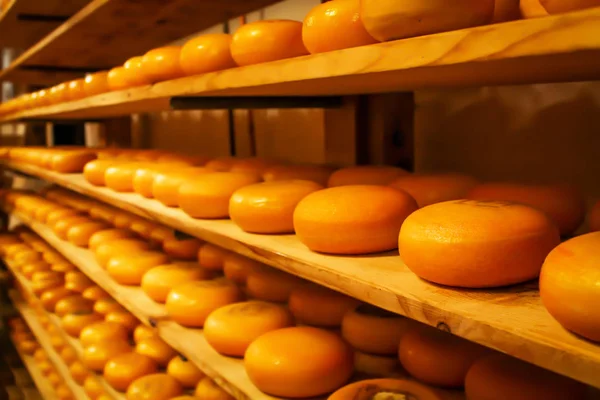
[4,160,600,389]
[6,337,54,400]
[0,0,283,85]
[2,6,600,118]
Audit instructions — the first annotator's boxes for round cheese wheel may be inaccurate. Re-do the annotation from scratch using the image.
[342,304,417,355]
[40,287,72,312]
[194,377,233,400]
[540,232,600,341]
[330,379,443,400]
[152,168,209,207]
[590,200,600,232]
[167,356,205,388]
[294,185,418,254]
[64,271,94,292]
[399,325,489,387]
[82,286,109,301]
[123,56,151,87]
[84,72,110,97]
[399,200,561,288]
[51,151,97,173]
[126,373,183,400]
[134,325,157,344]
[230,20,308,66]
[133,164,182,198]
[61,312,104,337]
[328,165,410,187]
[141,46,185,82]
[205,157,236,172]
[229,180,323,234]
[106,251,170,285]
[289,284,360,327]
[105,310,139,331]
[112,212,140,229]
[55,295,92,317]
[361,0,495,41]
[93,298,125,316]
[539,0,600,14]
[67,222,111,247]
[178,172,262,219]
[135,337,177,367]
[166,279,243,327]
[103,352,158,391]
[198,244,230,271]
[162,237,202,260]
[129,219,161,240]
[303,0,378,54]
[246,268,304,302]
[53,217,94,240]
[467,183,585,236]
[180,34,237,76]
[204,301,294,357]
[21,261,51,279]
[88,205,118,222]
[107,66,131,91]
[149,226,176,246]
[83,339,132,371]
[353,351,402,377]
[465,353,587,400]
[46,209,83,226]
[94,239,152,268]
[389,174,478,207]
[245,326,354,397]
[141,262,214,303]
[105,163,149,192]
[262,164,334,186]
[88,229,135,251]
[80,321,129,347]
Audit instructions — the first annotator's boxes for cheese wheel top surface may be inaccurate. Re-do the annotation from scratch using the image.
[329,379,443,400]
[328,165,409,187]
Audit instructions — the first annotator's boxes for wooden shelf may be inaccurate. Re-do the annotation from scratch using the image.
[6,337,53,400]
[1,6,600,118]
[0,0,283,85]
[3,160,600,389]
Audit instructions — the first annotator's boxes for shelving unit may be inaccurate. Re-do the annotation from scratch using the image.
[5,338,51,400]
[3,167,600,390]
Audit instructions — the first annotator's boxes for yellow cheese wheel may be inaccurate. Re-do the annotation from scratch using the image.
[88,229,135,251]
[399,200,560,288]
[53,217,93,240]
[105,163,149,192]
[294,185,418,254]
[94,239,152,268]
[166,279,243,327]
[67,222,111,247]
[353,351,402,377]
[162,237,202,260]
[540,232,600,341]
[135,337,177,367]
[134,325,157,343]
[141,262,214,303]
[204,301,294,357]
[103,352,158,391]
[328,165,409,187]
[106,251,170,285]
[198,243,230,271]
[61,311,104,337]
[64,271,94,292]
[21,261,51,279]
[82,286,109,301]
[398,325,489,387]
[167,356,205,388]
[342,304,417,355]
[152,168,209,207]
[262,164,334,186]
[467,183,586,236]
[330,379,443,400]
[389,174,478,207]
[105,310,139,331]
[194,378,233,400]
[142,46,185,83]
[180,33,237,76]
[46,209,83,226]
[289,284,360,327]
[112,212,140,229]
[465,353,587,400]
[82,339,132,371]
[245,326,354,397]
[133,164,182,198]
[178,172,262,219]
[590,200,600,232]
[360,0,495,41]
[40,287,73,312]
[129,219,161,239]
[84,160,127,186]
[93,298,125,316]
[51,151,97,173]
[246,268,304,302]
[126,373,183,400]
[79,321,130,347]
[230,180,323,234]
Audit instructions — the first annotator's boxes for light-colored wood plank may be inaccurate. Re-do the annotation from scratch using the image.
[4,160,600,389]
[2,7,600,119]
[6,338,53,400]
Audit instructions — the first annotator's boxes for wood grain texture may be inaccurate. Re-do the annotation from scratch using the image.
[7,336,56,400]
[2,6,600,119]
[4,161,600,389]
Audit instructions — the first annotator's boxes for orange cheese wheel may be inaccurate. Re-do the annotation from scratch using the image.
[141,262,214,303]
[64,271,94,293]
[149,226,176,245]
[245,326,353,397]
[178,172,262,219]
[328,165,410,187]
[342,304,416,355]
[205,157,236,172]
[467,183,585,236]
[142,46,185,83]
[107,66,131,91]
[106,251,170,285]
[330,379,443,400]
[46,208,82,226]
[84,160,126,186]
[133,164,182,198]
[166,279,243,327]
[246,268,304,302]
[67,222,111,247]
[204,301,294,357]
[105,310,139,331]
[539,0,600,14]
[230,20,308,66]
[262,164,334,186]
[198,243,230,271]
[152,168,209,207]
[88,205,119,222]
[167,356,205,388]
[289,284,360,327]
[61,312,104,337]
[84,71,110,97]
[230,180,323,234]
[398,326,489,387]
[294,185,418,254]
[93,298,125,315]
[127,373,183,400]
[82,286,109,301]
[389,174,478,207]
[194,377,233,400]
[303,0,378,54]
[51,151,97,173]
[180,34,236,76]
[88,229,135,251]
[103,352,158,391]
[79,321,130,347]
[353,351,402,377]
[399,200,561,288]
[40,287,73,312]
[162,237,202,260]
[465,353,587,400]
[129,219,161,239]
[55,295,94,317]
[83,339,132,371]
[590,200,600,232]
[135,337,177,367]
[134,325,157,343]
[123,56,151,87]
[94,239,152,268]
[105,163,149,192]
[53,217,93,239]
[112,212,140,229]
[540,232,600,341]
[21,261,51,279]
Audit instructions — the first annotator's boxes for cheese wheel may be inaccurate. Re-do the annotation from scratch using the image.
[103,352,158,391]
[205,157,236,172]
[330,379,443,400]
[107,66,131,91]
[198,243,229,271]
[149,226,176,246]
[353,352,402,377]
[342,304,416,355]
[112,212,140,229]
[105,310,139,331]
[540,232,600,341]
[123,56,151,87]
[230,20,308,66]
[204,301,294,357]
[465,353,587,400]
[303,0,378,54]
[53,217,93,240]
[180,34,236,76]
[64,271,94,292]
[539,0,600,14]
[67,222,111,247]
[51,151,97,173]
[246,268,304,302]
[135,337,177,367]
[46,209,82,226]
[162,238,202,260]
[61,312,104,337]
[294,185,418,254]
[229,180,323,234]
[167,356,205,388]
[127,373,183,400]
[129,219,161,239]
[328,165,410,187]
[153,168,209,207]
[82,340,132,371]
[93,298,125,315]
[398,326,489,387]
[389,174,478,207]
[262,164,334,186]
[79,321,129,347]
[590,200,600,232]
[245,326,354,397]
[88,205,119,222]
[194,377,233,400]
[133,164,182,198]
[21,261,51,279]
[178,172,262,219]
[105,163,149,192]
[82,286,109,301]
[289,284,360,327]
[142,46,185,82]
[40,287,73,312]
[88,229,135,251]
[166,279,243,327]
[399,200,560,288]
[134,325,157,343]
[361,0,495,41]
[94,239,152,268]
[141,262,214,303]
[467,183,585,236]
[84,72,110,97]
[106,251,170,285]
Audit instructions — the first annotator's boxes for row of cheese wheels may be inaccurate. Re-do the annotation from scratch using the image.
[2,190,595,399]
[2,0,597,115]
[8,318,76,400]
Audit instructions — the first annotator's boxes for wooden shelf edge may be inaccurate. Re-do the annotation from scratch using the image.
[6,336,55,400]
